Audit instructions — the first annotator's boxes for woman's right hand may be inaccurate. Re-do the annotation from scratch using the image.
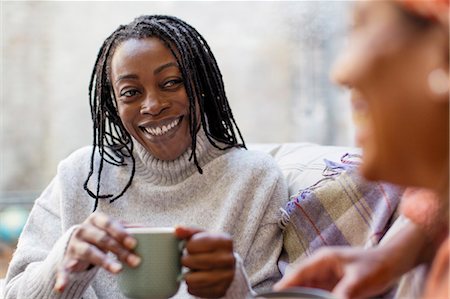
[54,212,141,292]
[274,219,429,299]
[274,246,395,299]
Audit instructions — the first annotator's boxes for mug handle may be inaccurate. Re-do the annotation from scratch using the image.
[177,240,187,282]
[178,239,186,252]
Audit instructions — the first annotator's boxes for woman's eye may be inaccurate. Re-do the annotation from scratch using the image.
[163,78,183,89]
[120,89,139,97]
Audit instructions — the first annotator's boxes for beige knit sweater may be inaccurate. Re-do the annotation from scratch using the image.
[4,131,287,299]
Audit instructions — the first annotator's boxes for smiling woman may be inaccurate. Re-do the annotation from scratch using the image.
[274,1,449,298]
[3,15,288,299]
[84,16,248,210]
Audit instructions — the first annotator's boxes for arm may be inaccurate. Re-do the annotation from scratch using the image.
[234,172,288,295]
[244,173,288,292]
[274,218,431,299]
[174,170,288,298]
[399,187,448,259]
[4,177,98,299]
[5,174,140,299]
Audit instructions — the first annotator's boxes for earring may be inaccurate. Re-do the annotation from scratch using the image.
[428,68,449,95]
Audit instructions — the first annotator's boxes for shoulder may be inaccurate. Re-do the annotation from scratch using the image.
[51,146,97,188]
[58,146,94,173]
[57,145,128,180]
[219,147,283,178]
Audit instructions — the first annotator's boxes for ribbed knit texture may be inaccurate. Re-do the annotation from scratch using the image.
[4,130,287,299]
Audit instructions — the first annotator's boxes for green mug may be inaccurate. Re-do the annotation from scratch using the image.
[118,227,184,299]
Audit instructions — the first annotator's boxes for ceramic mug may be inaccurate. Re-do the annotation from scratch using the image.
[118,227,184,299]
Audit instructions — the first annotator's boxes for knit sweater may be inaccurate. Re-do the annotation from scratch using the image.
[4,131,288,299]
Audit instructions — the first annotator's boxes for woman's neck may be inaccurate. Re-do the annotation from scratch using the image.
[131,128,227,185]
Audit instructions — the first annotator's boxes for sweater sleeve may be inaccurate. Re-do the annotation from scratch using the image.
[4,176,98,299]
[248,173,288,292]
[223,171,288,298]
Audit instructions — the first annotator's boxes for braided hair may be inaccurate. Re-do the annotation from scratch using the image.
[84,15,246,211]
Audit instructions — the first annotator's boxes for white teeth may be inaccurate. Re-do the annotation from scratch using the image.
[143,118,180,136]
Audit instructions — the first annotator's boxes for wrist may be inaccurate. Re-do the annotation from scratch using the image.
[381,221,430,274]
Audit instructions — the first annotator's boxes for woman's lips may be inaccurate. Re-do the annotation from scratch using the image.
[350,95,371,147]
[139,116,183,137]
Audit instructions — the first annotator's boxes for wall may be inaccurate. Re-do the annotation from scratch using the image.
[1,1,354,194]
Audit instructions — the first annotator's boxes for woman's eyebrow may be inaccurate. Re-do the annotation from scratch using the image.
[154,62,179,75]
[115,74,138,83]
[115,62,179,83]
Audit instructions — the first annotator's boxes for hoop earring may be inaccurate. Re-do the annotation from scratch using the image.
[428,68,449,95]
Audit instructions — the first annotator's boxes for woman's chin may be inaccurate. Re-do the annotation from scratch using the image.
[354,126,369,148]
[359,147,385,182]
[358,161,378,182]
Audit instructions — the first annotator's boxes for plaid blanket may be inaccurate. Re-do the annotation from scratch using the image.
[279,153,404,274]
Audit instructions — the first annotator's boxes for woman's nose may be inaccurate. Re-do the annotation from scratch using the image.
[331,38,373,88]
[140,95,170,116]
[330,50,353,87]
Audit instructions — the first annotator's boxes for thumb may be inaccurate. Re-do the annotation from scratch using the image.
[54,258,80,293]
[54,268,69,293]
[332,274,360,299]
[174,225,204,240]
[273,272,299,290]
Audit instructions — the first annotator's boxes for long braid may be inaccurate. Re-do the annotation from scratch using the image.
[84,15,245,211]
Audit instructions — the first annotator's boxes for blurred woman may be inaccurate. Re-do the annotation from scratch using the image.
[275,1,449,298]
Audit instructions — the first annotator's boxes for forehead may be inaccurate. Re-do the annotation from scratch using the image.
[353,1,404,24]
[111,37,176,72]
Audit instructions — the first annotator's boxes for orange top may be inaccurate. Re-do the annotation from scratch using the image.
[422,237,450,299]
[400,188,448,247]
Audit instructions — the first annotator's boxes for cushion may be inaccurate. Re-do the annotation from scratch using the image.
[280,155,403,274]
[248,142,360,196]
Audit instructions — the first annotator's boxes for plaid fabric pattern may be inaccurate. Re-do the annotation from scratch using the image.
[280,153,404,267]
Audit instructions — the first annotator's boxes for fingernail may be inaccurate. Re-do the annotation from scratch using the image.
[110,262,123,273]
[124,236,137,249]
[128,254,141,267]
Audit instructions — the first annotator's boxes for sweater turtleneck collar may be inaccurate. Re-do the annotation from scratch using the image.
[132,128,227,185]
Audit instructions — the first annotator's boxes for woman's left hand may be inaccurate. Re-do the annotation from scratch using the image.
[175,226,235,298]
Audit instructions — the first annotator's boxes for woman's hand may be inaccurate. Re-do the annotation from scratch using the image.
[274,213,432,299]
[274,246,395,299]
[175,226,236,298]
[54,212,141,292]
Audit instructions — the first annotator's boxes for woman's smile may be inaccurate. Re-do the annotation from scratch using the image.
[350,90,371,148]
[139,116,183,139]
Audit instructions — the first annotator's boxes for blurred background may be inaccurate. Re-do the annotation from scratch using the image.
[1,1,353,276]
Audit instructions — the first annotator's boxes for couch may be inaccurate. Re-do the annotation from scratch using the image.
[248,142,361,195]
[1,143,407,298]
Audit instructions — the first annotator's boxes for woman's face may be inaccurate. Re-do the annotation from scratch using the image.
[332,1,449,188]
[111,37,192,160]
